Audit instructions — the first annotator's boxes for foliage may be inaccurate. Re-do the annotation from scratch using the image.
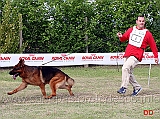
[47,0,94,53]
[0,0,160,53]
[0,1,24,53]
[12,0,51,53]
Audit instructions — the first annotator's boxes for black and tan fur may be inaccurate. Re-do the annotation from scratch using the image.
[8,59,74,99]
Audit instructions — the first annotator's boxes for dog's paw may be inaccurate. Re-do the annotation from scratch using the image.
[7,92,13,95]
[43,96,49,99]
[70,93,74,96]
[46,94,56,99]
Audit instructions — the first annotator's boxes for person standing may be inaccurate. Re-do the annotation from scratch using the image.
[117,15,159,96]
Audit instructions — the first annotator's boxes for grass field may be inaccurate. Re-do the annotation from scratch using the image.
[0,65,160,119]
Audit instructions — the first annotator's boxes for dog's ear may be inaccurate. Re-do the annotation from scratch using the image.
[19,59,25,65]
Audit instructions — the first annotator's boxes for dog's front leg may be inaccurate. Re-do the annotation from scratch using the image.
[7,82,27,95]
[39,84,47,99]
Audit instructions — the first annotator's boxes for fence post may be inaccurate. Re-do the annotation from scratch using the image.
[84,17,88,68]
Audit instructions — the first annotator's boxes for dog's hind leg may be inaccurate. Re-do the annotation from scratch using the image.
[7,82,27,95]
[67,85,74,96]
[57,77,74,96]
[39,83,47,99]
[66,78,74,96]
[59,84,74,96]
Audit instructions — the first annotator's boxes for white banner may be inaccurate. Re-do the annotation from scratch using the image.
[0,52,159,67]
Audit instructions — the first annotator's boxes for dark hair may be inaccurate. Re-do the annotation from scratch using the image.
[137,14,145,20]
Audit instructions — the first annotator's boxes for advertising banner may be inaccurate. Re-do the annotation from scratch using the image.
[0,52,158,67]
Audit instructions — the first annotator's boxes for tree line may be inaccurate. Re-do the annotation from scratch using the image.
[0,0,160,53]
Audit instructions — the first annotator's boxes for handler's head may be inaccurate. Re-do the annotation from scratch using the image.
[136,15,145,29]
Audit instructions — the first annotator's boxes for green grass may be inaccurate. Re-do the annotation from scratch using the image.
[0,65,160,119]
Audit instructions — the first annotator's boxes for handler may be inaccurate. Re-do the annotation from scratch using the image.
[117,15,159,96]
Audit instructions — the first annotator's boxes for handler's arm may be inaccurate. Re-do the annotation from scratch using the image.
[117,28,133,42]
[147,31,159,64]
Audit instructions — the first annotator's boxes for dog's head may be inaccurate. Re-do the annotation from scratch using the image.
[9,59,25,80]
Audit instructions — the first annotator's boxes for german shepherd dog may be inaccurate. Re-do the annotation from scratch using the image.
[8,59,74,99]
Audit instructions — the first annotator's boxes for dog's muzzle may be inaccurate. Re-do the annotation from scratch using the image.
[9,71,19,80]
[12,73,19,80]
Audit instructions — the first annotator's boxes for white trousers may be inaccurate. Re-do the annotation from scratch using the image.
[121,56,141,90]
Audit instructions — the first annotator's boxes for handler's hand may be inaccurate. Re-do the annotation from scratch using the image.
[117,32,122,38]
[155,58,159,64]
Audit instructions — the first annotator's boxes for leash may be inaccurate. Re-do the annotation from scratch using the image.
[41,52,73,66]
[40,47,82,66]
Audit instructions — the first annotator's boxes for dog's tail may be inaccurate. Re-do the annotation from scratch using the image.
[66,76,74,87]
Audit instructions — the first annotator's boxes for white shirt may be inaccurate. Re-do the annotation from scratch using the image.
[129,26,147,48]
